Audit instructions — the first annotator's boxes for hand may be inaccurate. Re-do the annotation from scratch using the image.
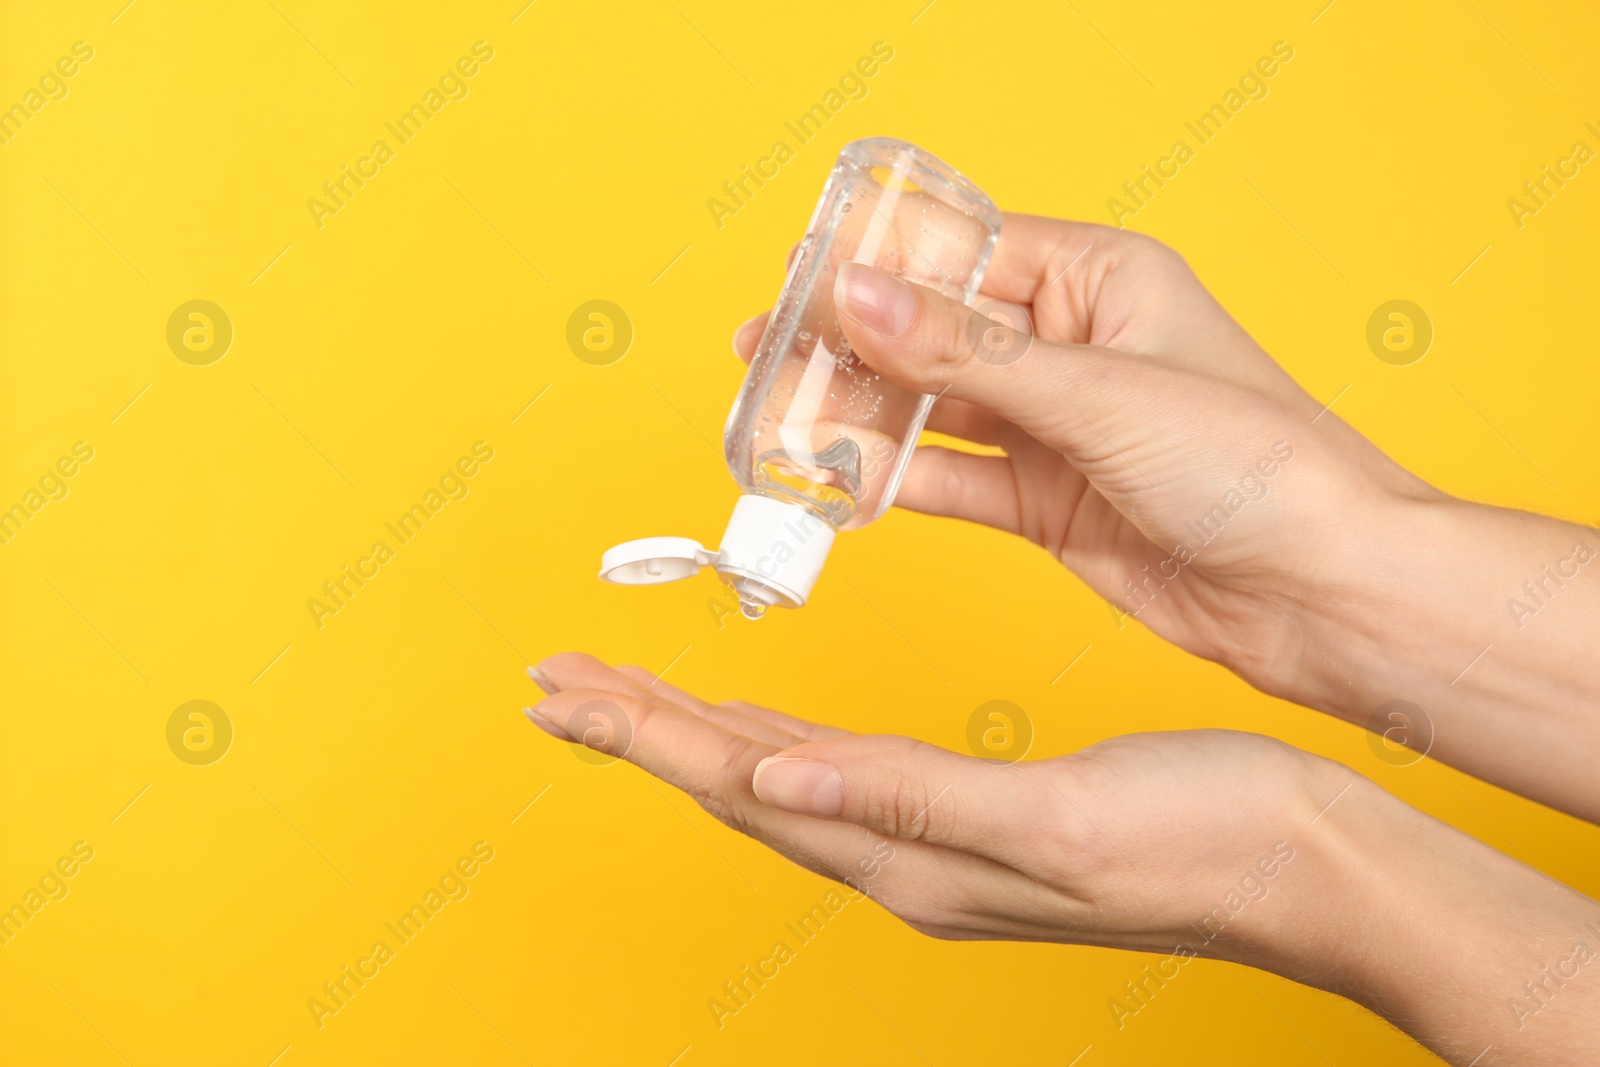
[523,652,1600,1066]
[735,214,1437,701]
[527,653,1346,952]
[734,216,1600,822]
[524,653,1345,957]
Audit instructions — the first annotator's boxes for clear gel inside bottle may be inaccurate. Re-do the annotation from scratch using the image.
[599,138,1000,617]
[727,138,1001,534]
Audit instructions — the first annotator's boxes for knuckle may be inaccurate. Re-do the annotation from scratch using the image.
[934,456,970,514]
[1041,239,1086,289]
[1121,229,1176,261]
[910,293,978,376]
[864,762,942,843]
[1129,231,1195,280]
[1031,758,1122,883]
[690,732,763,835]
[696,794,754,838]
[864,781,906,838]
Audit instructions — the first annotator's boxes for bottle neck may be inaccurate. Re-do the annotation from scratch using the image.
[712,494,837,610]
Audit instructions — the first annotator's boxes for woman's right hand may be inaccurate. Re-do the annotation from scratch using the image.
[734,214,1439,705]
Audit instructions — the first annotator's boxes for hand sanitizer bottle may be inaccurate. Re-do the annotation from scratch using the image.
[600,138,1000,618]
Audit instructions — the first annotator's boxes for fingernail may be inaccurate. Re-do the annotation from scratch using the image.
[838,263,917,336]
[732,313,765,357]
[752,756,843,816]
[526,665,558,696]
[524,706,574,742]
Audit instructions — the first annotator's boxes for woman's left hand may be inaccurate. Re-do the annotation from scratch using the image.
[522,652,1352,958]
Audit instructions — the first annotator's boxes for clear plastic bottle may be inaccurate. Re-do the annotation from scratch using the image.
[600,138,1001,617]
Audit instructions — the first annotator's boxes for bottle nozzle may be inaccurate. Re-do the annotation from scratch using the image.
[598,495,835,614]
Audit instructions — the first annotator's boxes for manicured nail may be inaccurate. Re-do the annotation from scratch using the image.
[526,665,558,696]
[524,706,574,742]
[732,313,765,357]
[752,756,843,816]
[838,263,917,336]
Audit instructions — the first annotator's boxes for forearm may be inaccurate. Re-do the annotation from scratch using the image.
[1290,495,1600,821]
[1249,773,1600,1065]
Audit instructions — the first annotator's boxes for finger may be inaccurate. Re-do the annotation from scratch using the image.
[716,700,851,742]
[750,734,1050,868]
[736,314,1023,452]
[737,215,1118,368]
[611,664,712,713]
[539,655,809,749]
[833,262,1149,472]
[556,659,842,747]
[522,688,1085,942]
[894,446,1023,535]
[729,241,803,361]
[983,213,1123,312]
[532,652,654,701]
[921,396,1014,446]
[734,285,1028,373]
[534,654,850,748]
[732,311,768,362]
[528,684,767,794]
[612,665,805,747]
[525,685,921,888]
[535,653,798,746]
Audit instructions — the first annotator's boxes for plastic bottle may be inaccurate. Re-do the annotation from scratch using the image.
[600,138,1001,617]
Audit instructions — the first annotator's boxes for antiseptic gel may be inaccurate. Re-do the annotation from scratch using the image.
[600,138,1000,617]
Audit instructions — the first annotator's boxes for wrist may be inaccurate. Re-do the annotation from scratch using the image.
[1211,760,1382,980]
[1247,488,1485,712]
[1247,766,1600,1064]
[1243,769,1414,990]
[1278,492,1600,818]
[1300,491,1594,706]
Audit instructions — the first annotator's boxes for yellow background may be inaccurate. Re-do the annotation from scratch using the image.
[3,1,1599,1063]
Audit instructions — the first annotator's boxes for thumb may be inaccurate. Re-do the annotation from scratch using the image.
[751,734,1049,863]
[833,262,1146,464]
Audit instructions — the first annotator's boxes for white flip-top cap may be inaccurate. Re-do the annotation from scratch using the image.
[599,494,836,616]
[597,537,716,584]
